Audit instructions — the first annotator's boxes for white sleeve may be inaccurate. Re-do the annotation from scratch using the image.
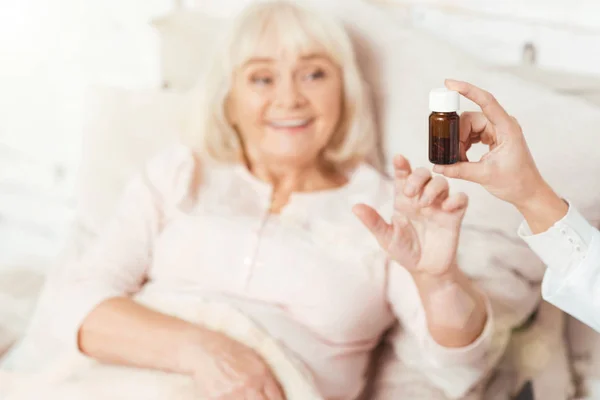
[50,145,195,351]
[519,203,600,332]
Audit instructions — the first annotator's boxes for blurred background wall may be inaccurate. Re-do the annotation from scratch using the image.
[0,0,170,267]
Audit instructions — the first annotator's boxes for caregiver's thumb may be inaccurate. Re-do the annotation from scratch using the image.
[433,162,487,185]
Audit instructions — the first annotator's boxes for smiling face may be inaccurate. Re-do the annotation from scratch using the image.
[202,1,376,171]
[226,37,344,168]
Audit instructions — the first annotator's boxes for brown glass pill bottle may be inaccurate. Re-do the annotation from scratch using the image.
[429,88,460,165]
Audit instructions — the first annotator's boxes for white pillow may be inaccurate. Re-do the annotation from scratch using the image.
[191,0,259,18]
[151,11,226,91]
[0,86,196,371]
[76,86,193,232]
[0,268,45,360]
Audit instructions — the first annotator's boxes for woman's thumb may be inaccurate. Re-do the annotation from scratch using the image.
[433,162,486,184]
[352,204,390,246]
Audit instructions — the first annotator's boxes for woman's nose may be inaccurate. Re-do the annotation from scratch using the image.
[274,77,305,109]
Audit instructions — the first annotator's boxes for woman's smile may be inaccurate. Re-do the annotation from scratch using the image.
[266,117,315,134]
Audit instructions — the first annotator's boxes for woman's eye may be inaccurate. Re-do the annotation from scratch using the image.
[304,69,326,81]
[251,76,273,86]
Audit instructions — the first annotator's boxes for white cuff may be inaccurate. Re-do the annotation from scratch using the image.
[541,232,600,332]
[518,201,594,275]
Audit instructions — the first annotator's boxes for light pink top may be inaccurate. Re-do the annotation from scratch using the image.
[54,145,494,400]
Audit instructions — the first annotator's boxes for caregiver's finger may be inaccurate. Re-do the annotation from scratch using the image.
[458,111,491,161]
[445,80,512,128]
[433,161,487,185]
[459,111,492,143]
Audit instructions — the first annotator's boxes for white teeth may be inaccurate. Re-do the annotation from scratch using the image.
[270,119,310,128]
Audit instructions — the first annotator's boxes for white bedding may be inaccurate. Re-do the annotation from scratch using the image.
[0,268,44,361]
[1,296,322,400]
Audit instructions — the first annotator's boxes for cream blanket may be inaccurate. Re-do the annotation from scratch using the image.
[0,298,323,400]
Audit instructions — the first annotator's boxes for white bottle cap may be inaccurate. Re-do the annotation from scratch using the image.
[429,88,460,112]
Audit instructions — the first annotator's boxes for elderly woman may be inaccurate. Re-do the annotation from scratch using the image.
[25,2,495,399]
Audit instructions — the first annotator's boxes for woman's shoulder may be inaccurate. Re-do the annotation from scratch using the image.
[142,143,236,204]
[144,143,196,188]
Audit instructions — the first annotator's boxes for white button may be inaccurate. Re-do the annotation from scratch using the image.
[560,228,567,235]
[568,237,574,244]
[575,245,581,252]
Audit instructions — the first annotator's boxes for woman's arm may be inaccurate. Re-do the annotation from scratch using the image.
[354,155,489,348]
[78,297,284,400]
[354,156,496,398]
[409,267,488,348]
[56,146,199,369]
[57,147,283,399]
[78,298,209,374]
[384,259,496,399]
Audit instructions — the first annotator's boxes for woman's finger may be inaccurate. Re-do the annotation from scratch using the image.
[393,154,412,176]
[217,387,246,400]
[441,192,469,213]
[392,154,412,194]
[244,387,267,400]
[263,380,285,400]
[419,176,449,207]
[353,204,392,249]
[403,168,432,197]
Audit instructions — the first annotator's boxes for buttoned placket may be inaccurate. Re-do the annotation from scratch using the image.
[241,206,271,288]
[233,164,339,289]
[236,166,274,289]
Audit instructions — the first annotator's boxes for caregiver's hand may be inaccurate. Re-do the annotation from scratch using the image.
[353,154,468,276]
[433,79,567,233]
[185,330,285,400]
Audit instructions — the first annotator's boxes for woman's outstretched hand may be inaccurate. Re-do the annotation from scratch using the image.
[354,156,488,348]
[353,155,468,276]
